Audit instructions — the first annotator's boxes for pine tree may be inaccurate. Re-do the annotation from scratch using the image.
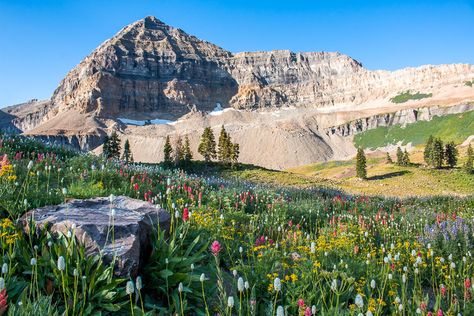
[218,125,231,164]
[183,135,193,163]
[396,147,404,165]
[104,131,121,160]
[174,136,184,166]
[198,127,217,163]
[230,143,240,168]
[386,152,393,164]
[356,148,367,179]
[424,135,434,166]
[402,149,410,166]
[122,139,132,164]
[102,135,110,159]
[464,144,474,174]
[444,141,458,168]
[163,135,173,165]
[431,138,444,169]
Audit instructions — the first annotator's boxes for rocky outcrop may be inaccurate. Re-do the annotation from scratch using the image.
[325,104,474,137]
[21,196,170,277]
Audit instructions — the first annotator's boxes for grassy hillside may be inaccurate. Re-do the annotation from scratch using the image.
[354,110,474,149]
[390,90,432,103]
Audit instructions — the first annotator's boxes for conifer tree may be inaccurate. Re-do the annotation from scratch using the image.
[424,135,434,166]
[386,152,393,164]
[402,149,410,166]
[163,135,173,165]
[104,131,121,160]
[230,143,240,167]
[464,143,474,174]
[198,127,217,163]
[218,125,231,164]
[444,141,458,168]
[174,136,184,166]
[431,138,444,169]
[183,135,193,163]
[122,139,132,164]
[396,147,404,165]
[356,148,367,179]
[102,135,110,159]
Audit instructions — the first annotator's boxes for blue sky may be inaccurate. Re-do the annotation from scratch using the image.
[1,0,473,107]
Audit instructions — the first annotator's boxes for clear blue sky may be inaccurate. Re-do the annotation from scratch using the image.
[1,0,473,107]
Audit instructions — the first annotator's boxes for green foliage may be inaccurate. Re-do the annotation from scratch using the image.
[355,148,367,179]
[217,125,240,167]
[390,90,432,103]
[163,135,173,165]
[103,131,121,160]
[198,127,217,163]
[183,135,193,164]
[464,144,474,174]
[402,149,411,166]
[431,138,445,169]
[174,136,184,166]
[121,139,133,164]
[7,295,59,316]
[396,147,404,165]
[385,152,393,164]
[465,80,474,87]
[354,110,474,149]
[424,135,434,166]
[444,141,458,168]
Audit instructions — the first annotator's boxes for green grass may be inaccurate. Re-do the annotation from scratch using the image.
[465,80,474,87]
[354,110,474,149]
[390,90,432,103]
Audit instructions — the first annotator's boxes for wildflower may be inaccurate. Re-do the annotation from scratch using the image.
[244,281,250,290]
[237,277,244,292]
[366,311,373,316]
[311,305,317,315]
[211,240,222,256]
[126,280,135,294]
[62,188,67,195]
[298,298,305,308]
[109,194,115,203]
[274,277,282,291]
[73,269,78,277]
[1,264,7,275]
[30,258,37,266]
[233,270,238,277]
[370,279,376,289]
[27,160,34,170]
[331,279,337,291]
[182,208,189,221]
[227,296,234,308]
[0,278,4,291]
[310,242,316,254]
[239,246,243,253]
[178,282,183,293]
[200,273,206,282]
[465,278,471,289]
[136,276,142,291]
[57,256,65,271]
[416,308,422,314]
[276,306,284,316]
[110,208,116,217]
[450,262,456,269]
[304,307,311,316]
[0,289,7,315]
[355,294,364,308]
[437,309,443,316]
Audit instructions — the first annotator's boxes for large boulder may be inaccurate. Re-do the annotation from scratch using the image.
[21,196,170,277]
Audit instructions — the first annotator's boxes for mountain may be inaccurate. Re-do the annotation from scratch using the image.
[2,16,474,169]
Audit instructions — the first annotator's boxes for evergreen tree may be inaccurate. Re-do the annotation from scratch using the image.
[431,138,444,169]
[183,135,193,163]
[396,147,404,165]
[102,135,110,159]
[174,136,184,166]
[464,144,474,174]
[218,125,231,164]
[424,135,434,166]
[163,135,173,165]
[386,152,393,164]
[402,149,410,166]
[104,131,121,160]
[356,148,367,179]
[198,127,217,163]
[444,141,458,168]
[230,143,240,168]
[121,139,132,164]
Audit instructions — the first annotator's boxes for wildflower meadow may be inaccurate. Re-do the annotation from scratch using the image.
[0,134,474,315]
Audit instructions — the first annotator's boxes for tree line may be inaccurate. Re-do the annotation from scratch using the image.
[356,136,474,179]
[102,126,240,167]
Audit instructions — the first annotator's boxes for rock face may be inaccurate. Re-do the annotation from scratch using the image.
[21,196,170,277]
[44,16,474,119]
